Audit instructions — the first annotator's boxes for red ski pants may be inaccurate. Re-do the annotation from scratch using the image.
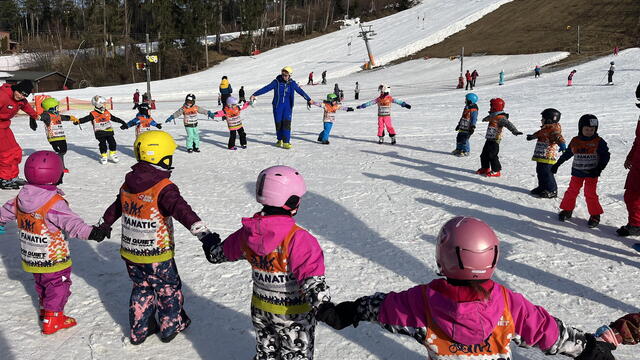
[560,176,603,215]
[377,116,396,137]
[624,188,640,226]
[0,128,22,180]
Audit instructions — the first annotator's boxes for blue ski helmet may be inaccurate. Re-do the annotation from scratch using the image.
[465,93,478,104]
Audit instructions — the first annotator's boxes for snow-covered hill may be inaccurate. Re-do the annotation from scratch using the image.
[1,1,639,359]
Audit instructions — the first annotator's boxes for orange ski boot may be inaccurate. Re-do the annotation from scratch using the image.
[42,311,77,335]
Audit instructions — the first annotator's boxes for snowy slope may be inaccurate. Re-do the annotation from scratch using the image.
[53,0,515,103]
[0,47,638,360]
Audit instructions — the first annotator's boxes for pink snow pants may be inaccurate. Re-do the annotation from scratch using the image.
[567,79,573,86]
[33,267,72,312]
[560,176,603,215]
[377,116,396,137]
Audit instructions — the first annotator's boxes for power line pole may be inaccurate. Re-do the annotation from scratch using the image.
[357,23,376,69]
[577,25,580,54]
[145,33,152,100]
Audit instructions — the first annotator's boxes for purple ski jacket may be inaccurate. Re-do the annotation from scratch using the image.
[0,184,93,239]
[100,162,201,230]
[354,278,589,357]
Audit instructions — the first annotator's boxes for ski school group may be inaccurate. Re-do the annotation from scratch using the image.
[0,63,639,360]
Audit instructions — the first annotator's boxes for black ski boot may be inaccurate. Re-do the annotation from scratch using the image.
[539,190,557,199]
[617,225,640,237]
[390,135,396,145]
[559,210,572,222]
[130,318,159,346]
[193,147,200,153]
[321,140,330,145]
[378,136,384,144]
[530,188,542,195]
[587,215,600,228]
[187,148,193,153]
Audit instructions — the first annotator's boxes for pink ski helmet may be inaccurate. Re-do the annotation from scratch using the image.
[256,165,306,211]
[24,151,64,185]
[435,216,499,280]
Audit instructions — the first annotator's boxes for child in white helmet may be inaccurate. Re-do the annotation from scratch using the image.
[76,95,128,165]
[165,93,215,153]
[202,166,329,359]
[316,216,615,360]
[356,84,411,144]
[210,96,252,150]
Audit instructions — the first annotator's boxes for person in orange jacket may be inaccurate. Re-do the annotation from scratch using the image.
[526,108,566,198]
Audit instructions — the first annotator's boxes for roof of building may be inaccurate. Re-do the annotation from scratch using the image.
[1,71,74,82]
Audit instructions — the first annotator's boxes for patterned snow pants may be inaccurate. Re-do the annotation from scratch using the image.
[252,307,316,360]
[125,259,190,342]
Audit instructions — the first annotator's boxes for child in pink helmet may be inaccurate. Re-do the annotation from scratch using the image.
[316,217,614,360]
[202,165,329,359]
[0,151,109,335]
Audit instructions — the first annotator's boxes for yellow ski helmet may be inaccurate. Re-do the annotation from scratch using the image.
[41,98,60,111]
[281,66,293,75]
[134,130,177,170]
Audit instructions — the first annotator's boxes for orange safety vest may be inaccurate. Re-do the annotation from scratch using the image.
[377,96,393,117]
[119,178,175,264]
[457,107,477,132]
[322,103,341,123]
[182,105,200,127]
[485,114,507,141]
[569,136,601,171]
[44,113,66,142]
[532,123,564,164]
[422,285,515,360]
[135,115,154,136]
[16,194,71,273]
[223,106,243,130]
[90,110,114,133]
[243,224,312,315]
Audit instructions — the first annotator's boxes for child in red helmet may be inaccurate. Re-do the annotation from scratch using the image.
[0,151,108,334]
[476,98,522,177]
[552,114,610,228]
[315,216,614,359]
[202,166,329,359]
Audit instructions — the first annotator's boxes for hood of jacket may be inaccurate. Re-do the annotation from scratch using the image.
[276,74,291,84]
[219,79,230,89]
[123,162,171,193]
[426,279,504,345]
[239,214,296,256]
[16,184,63,213]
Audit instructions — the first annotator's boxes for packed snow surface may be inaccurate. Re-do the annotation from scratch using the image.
[1,1,639,359]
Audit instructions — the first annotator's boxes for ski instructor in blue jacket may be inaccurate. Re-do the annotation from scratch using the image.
[250,66,311,149]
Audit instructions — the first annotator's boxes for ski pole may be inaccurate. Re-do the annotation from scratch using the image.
[599,72,607,84]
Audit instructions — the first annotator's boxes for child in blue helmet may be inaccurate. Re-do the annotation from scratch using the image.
[452,93,479,156]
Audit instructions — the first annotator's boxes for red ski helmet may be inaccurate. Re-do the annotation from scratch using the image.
[489,98,505,112]
[435,217,500,280]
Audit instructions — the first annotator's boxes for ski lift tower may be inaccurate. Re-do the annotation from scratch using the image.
[357,23,376,69]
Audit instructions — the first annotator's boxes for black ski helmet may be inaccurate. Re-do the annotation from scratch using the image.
[185,93,196,105]
[578,114,598,135]
[138,102,151,116]
[541,108,561,124]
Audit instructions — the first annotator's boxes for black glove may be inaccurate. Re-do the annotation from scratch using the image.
[120,124,128,130]
[526,134,536,141]
[468,125,475,135]
[551,164,560,174]
[575,333,616,360]
[346,107,354,112]
[513,131,523,136]
[29,117,37,131]
[200,232,221,262]
[307,100,312,110]
[403,103,411,109]
[636,103,640,109]
[156,124,162,129]
[316,301,359,330]
[455,125,460,131]
[589,166,603,177]
[88,226,111,242]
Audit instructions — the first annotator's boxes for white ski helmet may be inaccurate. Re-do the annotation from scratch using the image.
[91,95,107,109]
[379,84,390,94]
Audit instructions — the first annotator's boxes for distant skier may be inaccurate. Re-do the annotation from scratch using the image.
[498,70,505,85]
[321,70,327,85]
[354,82,360,100]
[308,72,314,85]
[133,89,140,110]
[465,70,472,90]
[219,76,233,107]
[333,83,342,101]
[356,84,411,144]
[238,86,246,104]
[250,66,311,149]
[617,82,640,237]
[452,93,479,157]
[310,93,354,145]
[607,61,615,85]
[534,65,541,78]
[613,46,620,56]
[476,98,523,177]
[471,69,479,87]
[552,114,610,228]
[567,70,577,86]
